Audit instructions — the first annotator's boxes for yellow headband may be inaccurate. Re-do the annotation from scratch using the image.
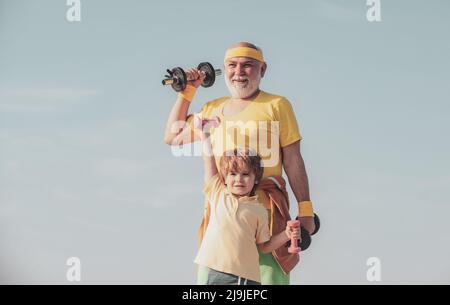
[224,47,264,63]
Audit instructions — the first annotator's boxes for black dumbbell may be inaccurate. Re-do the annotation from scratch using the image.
[287,213,320,252]
[162,62,222,92]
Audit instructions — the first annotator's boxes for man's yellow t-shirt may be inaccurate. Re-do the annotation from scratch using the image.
[189,90,302,209]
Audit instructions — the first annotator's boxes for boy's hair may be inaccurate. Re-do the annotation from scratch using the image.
[219,148,264,195]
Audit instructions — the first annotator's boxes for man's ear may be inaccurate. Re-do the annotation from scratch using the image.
[260,62,267,78]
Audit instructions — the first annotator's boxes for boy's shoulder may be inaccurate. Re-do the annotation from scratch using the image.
[203,174,224,196]
[239,197,268,212]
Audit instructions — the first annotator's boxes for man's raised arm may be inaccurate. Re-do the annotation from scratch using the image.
[163,68,204,146]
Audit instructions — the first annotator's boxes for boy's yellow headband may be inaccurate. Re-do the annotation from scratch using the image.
[224,47,264,63]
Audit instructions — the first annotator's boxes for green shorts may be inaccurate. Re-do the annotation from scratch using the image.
[197,252,289,285]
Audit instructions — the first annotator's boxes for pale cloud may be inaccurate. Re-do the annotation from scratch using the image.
[3,89,100,99]
[0,159,21,181]
[92,157,157,182]
[313,0,363,21]
[63,214,122,234]
[0,133,55,148]
[92,182,200,209]
[0,88,101,112]
[0,125,201,213]
[58,119,141,152]
[0,198,17,218]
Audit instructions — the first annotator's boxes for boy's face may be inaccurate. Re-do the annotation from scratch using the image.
[225,168,257,197]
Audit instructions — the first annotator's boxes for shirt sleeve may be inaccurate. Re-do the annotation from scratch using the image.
[202,173,224,203]
[255,208,271,244]
[274,98,302,147]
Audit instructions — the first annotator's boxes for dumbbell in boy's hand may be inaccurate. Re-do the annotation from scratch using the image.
[285,220,301,254]
[194,116,220,140]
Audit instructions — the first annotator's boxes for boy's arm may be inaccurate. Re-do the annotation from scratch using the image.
[257,231,290,254]
[202,131,218,183]
[257,223,300,254]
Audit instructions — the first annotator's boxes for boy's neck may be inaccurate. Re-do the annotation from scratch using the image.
[231,192,253,198]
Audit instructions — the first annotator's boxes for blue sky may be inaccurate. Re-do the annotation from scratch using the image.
[1,0,449,284]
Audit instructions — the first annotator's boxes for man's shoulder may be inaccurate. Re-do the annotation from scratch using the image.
[201,91,292,109]
[202,96,228,109]
[260,91,292,107]
[260,90,289,103]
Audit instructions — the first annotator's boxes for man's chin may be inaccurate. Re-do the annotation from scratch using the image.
[225,78,260,99]
[230,87,258,99]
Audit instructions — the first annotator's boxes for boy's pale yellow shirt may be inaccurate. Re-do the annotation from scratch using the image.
[189,90,302,209]
[194,174,270,282]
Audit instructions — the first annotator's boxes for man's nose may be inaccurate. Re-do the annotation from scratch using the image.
[236,66,245,75]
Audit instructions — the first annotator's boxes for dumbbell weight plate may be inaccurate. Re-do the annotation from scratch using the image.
[292,214,320,251]
[171,67,187,92]
[287,227,312,251]
[312,213,320,236]
[295,214,320,236]
[298,227,312,251]
[197,62,215,88]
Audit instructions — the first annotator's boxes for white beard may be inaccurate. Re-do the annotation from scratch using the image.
[225,74,261,99]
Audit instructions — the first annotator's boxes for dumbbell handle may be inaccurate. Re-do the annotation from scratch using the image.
[162,69,222,86]
[288,220,301,254]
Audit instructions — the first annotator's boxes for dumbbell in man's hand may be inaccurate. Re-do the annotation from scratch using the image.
[162,62,221,92]
[184,68,206,89]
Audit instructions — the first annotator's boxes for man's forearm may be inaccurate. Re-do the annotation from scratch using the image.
[283,143,316,232]
[164,96,191,144]
[284,152,310,203]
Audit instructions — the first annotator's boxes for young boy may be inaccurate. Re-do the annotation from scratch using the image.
[194,118,300,285]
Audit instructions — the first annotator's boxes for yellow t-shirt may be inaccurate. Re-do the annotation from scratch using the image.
[189,90,302,208]
[194,174,271,282]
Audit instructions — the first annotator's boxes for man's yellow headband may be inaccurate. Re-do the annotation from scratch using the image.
[224,47,264,63]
